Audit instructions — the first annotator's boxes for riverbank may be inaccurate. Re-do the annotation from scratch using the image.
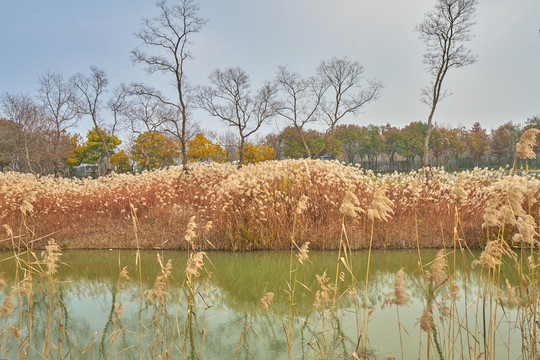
[1,159,537,250]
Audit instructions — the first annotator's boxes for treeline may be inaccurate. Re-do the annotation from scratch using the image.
[1,104,539,177]
[267,118,540,172]
[0,114,275,177]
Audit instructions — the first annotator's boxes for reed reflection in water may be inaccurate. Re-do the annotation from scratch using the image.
[0,249,526,359]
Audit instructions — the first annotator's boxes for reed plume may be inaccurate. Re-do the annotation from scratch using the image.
[185,216,197,245]
[147,254,172,306]
[17,275,32,296]
[449,279,460,301]
[516,128,539,159]
[3,224,12,238]
[367,186,394,222]
[339,187,364,218]
[297,242,310,264]
[483,193,500,227]
[186,252,206,279]
[313,290,321,308]
[426,249,447,287]
[314,271,334,305]
[19,199,34,216]
[42,239,61,277]
[295,195,309,216]
[420,300,434,333]
[10,324,20,338]
[114,302,124,315]
[118,266,129,282]
[453,173,468,199]
[0,289,15,316]
[384,268,409,307]
[474,240,516,269]
[203,220,213,234]
[260,292,274,309]
[513,215,536,245]
[503,279,520,306]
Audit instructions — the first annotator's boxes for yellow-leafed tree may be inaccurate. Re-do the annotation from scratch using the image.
[241,142,276,164]
[111,149,132,173]
[187,133,227,162]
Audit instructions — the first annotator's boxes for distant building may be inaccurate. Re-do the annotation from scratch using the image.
[75,164,98,178]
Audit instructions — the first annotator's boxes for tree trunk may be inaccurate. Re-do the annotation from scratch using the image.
[295,125,311,158]
[423,112,434,167]
[238,136,245,168]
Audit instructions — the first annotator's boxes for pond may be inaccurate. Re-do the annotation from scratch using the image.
[0,248,531,359]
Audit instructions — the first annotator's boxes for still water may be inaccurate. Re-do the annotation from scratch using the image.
[0,249,528,359]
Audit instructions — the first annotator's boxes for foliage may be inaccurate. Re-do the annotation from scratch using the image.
[0,118,19,170]
[465,122,490,166]
[335,125,367,164]
[111,149,132,173]
[59,133,80,174]
[491,122,521,164]
[280,128,338,160]
[79,127,122,165]
[131,131,180,170]
[397,122,427,161]
[241,142,276,164]
[364,124,384,165]
[187,133,226,163]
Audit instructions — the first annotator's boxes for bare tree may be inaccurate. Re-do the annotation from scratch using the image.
[315,57,382,158]
[0,93,49,176]
[217,130,239,162]
[417,0,478,167]
[72,66,122,175]
[127,83,199,157]
[131,0,206,171]
[197,67,277,167]
[38,71,79,177]
[274,67,326,158]
[123,90,170,170]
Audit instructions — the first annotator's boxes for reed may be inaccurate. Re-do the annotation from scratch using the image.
[3,159,536,251]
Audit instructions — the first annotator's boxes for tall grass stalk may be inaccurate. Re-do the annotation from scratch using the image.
[129,202,144,360]
[324,235,342,359]
[359,219,374,356]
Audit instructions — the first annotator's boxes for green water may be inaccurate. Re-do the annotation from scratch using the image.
[0,249,531,359]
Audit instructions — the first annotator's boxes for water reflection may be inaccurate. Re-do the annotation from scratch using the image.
[0,249,527,359]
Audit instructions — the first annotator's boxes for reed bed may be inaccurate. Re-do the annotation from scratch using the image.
[0,164,539,358]
[2,159,539,250]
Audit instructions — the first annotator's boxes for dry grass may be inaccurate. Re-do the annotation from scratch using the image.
[1,160,539,250]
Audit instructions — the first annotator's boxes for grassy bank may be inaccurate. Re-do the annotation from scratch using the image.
[1,159,538,250]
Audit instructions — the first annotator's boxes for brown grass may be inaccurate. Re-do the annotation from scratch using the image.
[1,160,538,250]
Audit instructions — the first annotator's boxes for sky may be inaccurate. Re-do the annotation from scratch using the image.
[0,0,539,140]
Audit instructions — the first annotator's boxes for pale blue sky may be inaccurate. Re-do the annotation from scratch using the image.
[1,0,539,137]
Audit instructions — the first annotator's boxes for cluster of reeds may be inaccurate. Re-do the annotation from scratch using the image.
[378,128,540,359]
[2,156,539,250]
[252,181,397,359]
[0,202,214,359]
[241,130,540,359]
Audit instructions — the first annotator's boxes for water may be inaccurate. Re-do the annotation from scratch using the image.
[0,249,531,359]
